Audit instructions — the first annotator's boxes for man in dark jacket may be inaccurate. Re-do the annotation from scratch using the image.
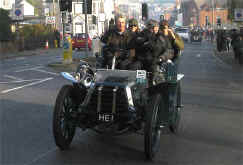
[100,15,140,70]
[133,20,166,71]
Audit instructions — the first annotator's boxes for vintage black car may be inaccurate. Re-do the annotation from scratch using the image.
[190,29,203,43]
[53,55,184,160]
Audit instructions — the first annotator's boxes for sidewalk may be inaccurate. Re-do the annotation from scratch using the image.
[213,43,243,70]
[0,48,63,60]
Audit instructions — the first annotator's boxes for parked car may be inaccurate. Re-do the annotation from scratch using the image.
[72,33,92,50]
[175,27,190,42]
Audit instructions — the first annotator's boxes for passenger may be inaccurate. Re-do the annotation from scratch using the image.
[158,20,184,128]
[131,19,167,85]
[159,20,184,70]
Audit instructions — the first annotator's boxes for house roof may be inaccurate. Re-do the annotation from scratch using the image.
[194,0,227,10]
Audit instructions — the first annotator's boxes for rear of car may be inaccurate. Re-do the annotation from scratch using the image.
[175,28,190,42]
[72,33,92,50]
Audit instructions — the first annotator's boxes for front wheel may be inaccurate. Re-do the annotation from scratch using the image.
[53,85,76,150]
[144,94,165,160]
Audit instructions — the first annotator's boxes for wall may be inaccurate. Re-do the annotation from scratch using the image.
[199,8,229,28]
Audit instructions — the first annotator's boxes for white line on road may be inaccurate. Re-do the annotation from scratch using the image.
[1,77,53,94]
[3,75,23,81]
[0,78,47,84]
[15,57,26,60]
[24,147,58,165]
[15,66,43,72]
[34,69,59,76]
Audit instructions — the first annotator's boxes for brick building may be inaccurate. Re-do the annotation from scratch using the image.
[199,3,229,29]
[181,0,198,26]
[180,0,229,28]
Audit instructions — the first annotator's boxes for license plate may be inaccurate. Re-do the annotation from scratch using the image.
[98,113,114,122]
[77,40,83,43]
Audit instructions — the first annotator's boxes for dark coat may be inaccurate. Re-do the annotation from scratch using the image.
[100,28,133,69]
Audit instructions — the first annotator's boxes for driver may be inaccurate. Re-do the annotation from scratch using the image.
[100,15,140,70]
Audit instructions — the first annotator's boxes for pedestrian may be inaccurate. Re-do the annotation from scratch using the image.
[54,29,60,48]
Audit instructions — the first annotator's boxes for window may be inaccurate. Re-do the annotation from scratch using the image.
[74,3,83,14]
[205,16,209,26]
[93,3,96,14]
[100,2,104,13]
[216,16,221,26]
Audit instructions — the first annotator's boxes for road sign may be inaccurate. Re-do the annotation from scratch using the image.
[46,16,56,24]
[13,7,24,20]
[15,0,23,8]
[234,8,243,22]
[44,8,50,16]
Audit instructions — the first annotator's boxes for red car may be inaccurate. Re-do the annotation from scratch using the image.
[72,33,92,50]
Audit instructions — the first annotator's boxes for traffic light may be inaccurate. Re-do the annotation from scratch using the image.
[59,0,72,12]
[83,0,92,14]
[142,3,148,21]
[59,0,66,11]
[92,15,96,24]
[87,0,92,14]
[68,14,72,24]
[67,0,72,12]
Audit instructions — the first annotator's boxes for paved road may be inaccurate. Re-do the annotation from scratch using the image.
[0,41,242,165]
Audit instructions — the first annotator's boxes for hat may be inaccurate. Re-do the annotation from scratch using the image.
[146,19,159,29]
[160,20,169,29]
[128,18,138,27]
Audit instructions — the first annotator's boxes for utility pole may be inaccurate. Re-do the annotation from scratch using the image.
[212,0,215,31]
[53,0,56,29]
[84,0,88,57]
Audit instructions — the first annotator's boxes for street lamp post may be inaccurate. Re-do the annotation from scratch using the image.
[212,0,215,30]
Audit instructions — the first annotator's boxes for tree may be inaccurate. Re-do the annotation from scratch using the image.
[0,9,12,41]
[228,0,243,20]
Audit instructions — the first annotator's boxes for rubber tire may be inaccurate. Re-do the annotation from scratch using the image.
[239,55,243,65]
[169,82,182,133]
[239,49,243,65]
[144,93,165,160]
[53,85,76,150]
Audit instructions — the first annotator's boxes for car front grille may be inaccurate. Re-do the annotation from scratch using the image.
[87,86,128,114]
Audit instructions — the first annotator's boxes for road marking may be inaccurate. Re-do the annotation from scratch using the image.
[33,69,59,76]
[0,78,46,84]
[212,52,231,70]
[1,77,53,94]
[3,75,23,81]
[15,66,43,72]
[15,57,26,60]
[24,147,58,165]
[196,54,201,57]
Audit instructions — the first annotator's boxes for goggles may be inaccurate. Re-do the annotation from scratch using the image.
[129,24,137,27]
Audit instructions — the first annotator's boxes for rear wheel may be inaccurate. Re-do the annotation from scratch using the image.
[53,85,76,150]
[144,94,165,160]
[169,82,182,133]
[238,48,243,65]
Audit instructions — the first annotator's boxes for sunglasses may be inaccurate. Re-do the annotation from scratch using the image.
[129,25,137,27]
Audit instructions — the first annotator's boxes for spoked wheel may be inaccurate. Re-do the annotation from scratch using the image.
[239,49,243,65]
[144,94,165,160]
[53,85,77,150]
[169,82,182,133]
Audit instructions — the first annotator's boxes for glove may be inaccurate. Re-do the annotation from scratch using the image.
[159,55,167,63]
